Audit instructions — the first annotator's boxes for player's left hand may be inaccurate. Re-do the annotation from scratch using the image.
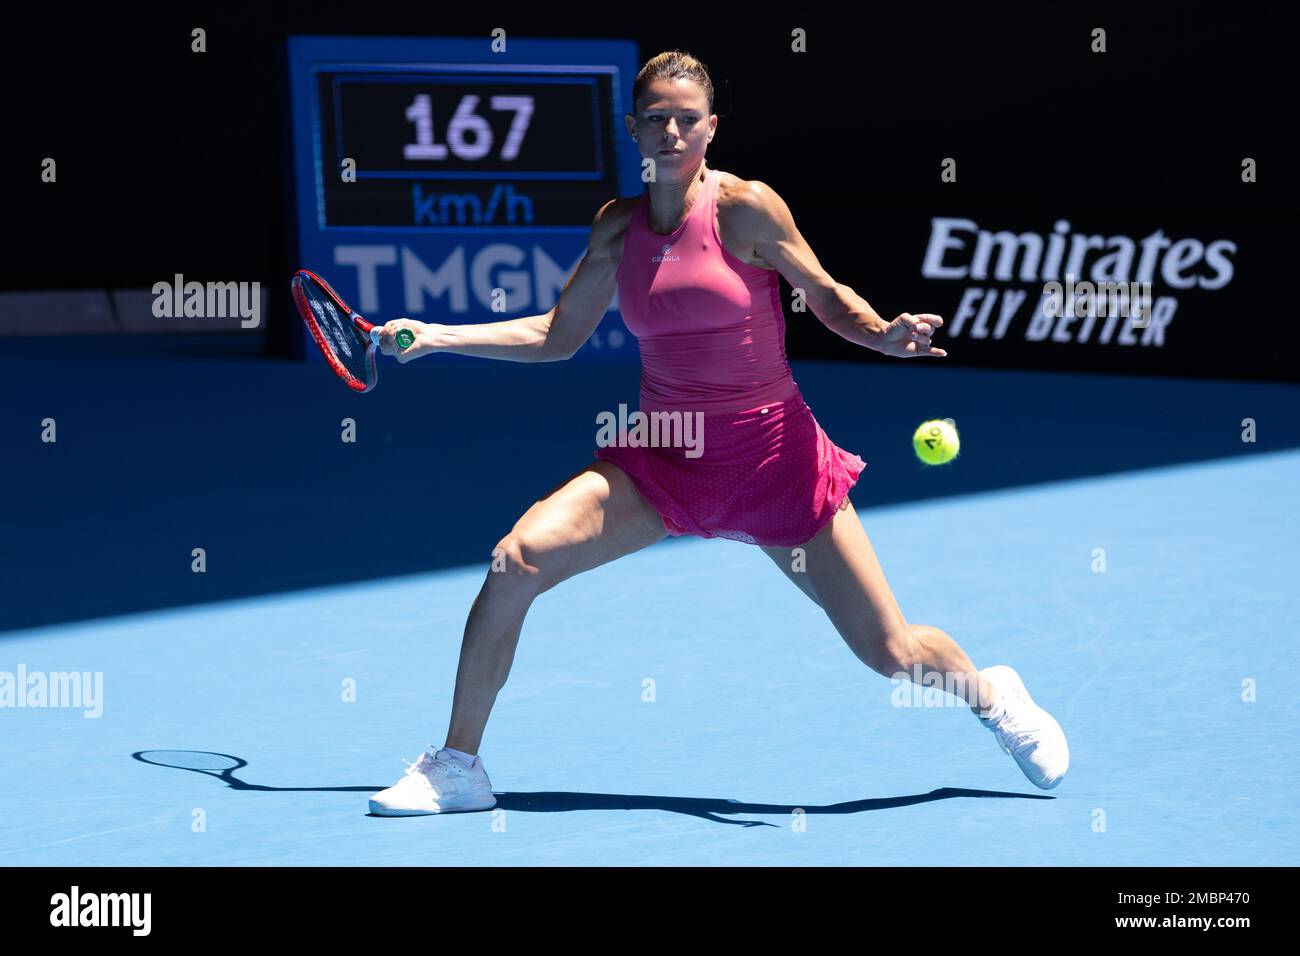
[879,313,947,358]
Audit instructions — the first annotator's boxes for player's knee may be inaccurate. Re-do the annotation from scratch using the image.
[907,623,946,653]
[871,623,919,678]
[488,534,545,589]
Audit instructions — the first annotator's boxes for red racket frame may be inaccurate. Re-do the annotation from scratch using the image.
[291,268,380,392]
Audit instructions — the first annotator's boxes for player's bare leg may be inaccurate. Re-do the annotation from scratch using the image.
[370,461,667,814]
[444,460,667,754]
[761,501,995,709]
[766,502,1068,788]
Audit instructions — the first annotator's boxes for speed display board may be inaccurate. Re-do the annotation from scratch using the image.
[288,36,643,357]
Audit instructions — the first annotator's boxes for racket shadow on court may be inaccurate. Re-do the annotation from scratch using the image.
[132,750,380,793]
[133,752,1049,827]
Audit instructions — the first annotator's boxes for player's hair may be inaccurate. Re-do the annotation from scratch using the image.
[632,50,715,114]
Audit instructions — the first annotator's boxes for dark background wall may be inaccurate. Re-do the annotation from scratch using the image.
[5,2,1294,288]
[2,2,1300,369]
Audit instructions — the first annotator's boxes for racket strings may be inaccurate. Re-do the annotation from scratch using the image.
[311,295,354,359]
[296,276,372,382]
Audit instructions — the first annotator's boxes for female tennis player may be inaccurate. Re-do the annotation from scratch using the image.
[367,51,1068,815]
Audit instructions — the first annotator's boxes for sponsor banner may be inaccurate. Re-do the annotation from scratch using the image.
[786,208,1300,380]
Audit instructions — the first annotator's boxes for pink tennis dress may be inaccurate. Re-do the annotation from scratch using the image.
[593,167,865,548]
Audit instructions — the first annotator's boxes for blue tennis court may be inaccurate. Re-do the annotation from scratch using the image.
[3,343,1296,865]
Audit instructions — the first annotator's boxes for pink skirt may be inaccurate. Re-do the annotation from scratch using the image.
[592,387,866,548]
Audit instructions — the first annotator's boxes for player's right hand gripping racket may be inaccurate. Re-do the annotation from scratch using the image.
[291,268,415,392]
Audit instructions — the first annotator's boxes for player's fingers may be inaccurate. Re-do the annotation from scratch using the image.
[912,313,944,327]
[385,328,403,358]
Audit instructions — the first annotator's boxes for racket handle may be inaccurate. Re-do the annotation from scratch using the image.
[370,326,417,350]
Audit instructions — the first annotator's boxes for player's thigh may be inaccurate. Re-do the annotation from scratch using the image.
[758,545,823,608]
[493,460,667,592]
[757,493,857,608]
[797,502,913,671]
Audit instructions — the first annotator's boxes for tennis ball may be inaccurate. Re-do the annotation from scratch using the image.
[913,419,960,465]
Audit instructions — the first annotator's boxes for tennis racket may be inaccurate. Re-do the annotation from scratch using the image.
[291,268,415,392]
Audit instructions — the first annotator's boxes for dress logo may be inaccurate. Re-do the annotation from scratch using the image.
[652,243,681,263]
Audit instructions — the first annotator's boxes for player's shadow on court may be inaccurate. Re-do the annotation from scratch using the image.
[488,789,1051,827]
[131,750,1050,827]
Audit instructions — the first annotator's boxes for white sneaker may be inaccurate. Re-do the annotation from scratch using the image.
[976,665,1069,789]
[368,749,497,816]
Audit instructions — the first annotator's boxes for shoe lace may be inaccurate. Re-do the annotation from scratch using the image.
[991,713,1041,760]
[401,752,461,779]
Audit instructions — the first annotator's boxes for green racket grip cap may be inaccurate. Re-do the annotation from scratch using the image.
[371,326,418,350]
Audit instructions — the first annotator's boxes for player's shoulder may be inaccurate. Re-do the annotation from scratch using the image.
[716,172,788,231]
[588,195,640,255]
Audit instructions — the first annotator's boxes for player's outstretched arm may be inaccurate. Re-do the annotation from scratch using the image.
[735,180,947,359]
[375,200,622,364]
